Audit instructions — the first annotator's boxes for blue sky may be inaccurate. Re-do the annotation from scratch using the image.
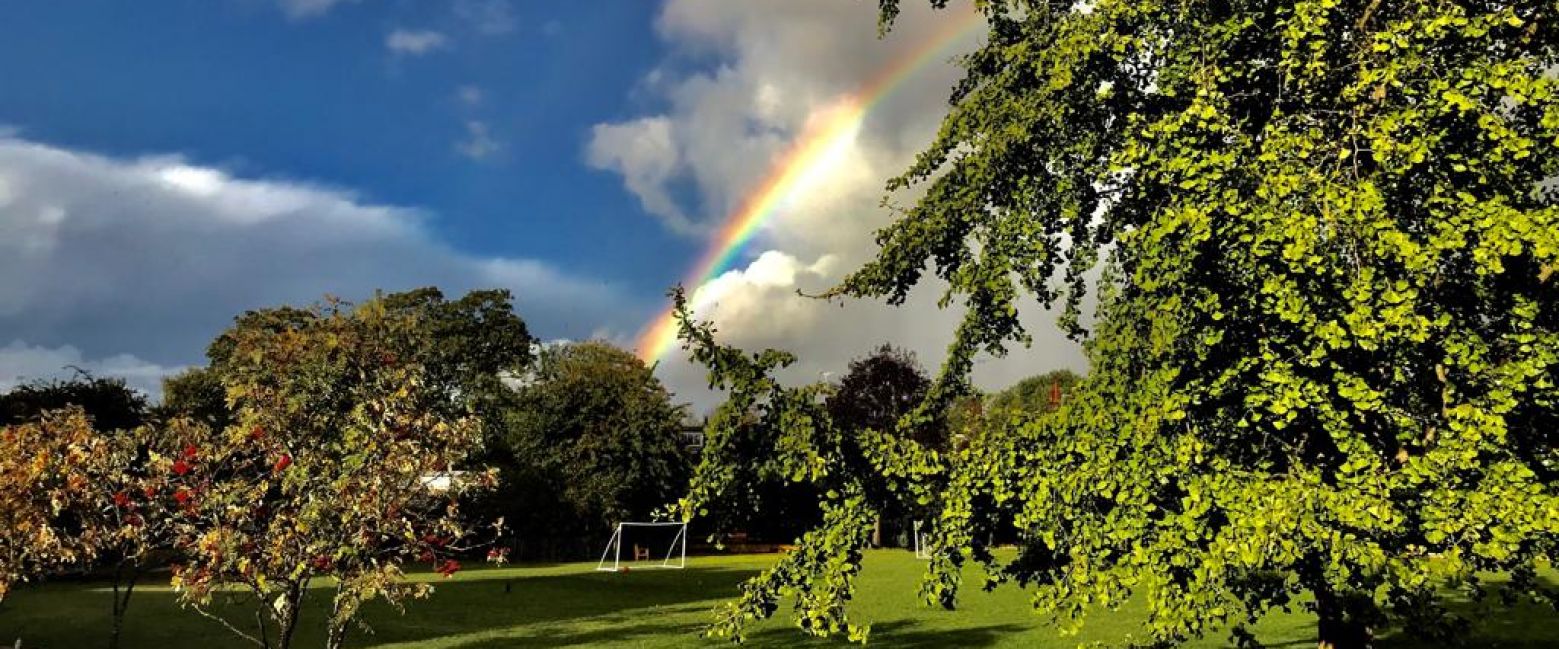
[0,0,686,301]
[0,0,1083,403]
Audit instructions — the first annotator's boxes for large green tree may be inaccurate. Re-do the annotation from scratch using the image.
[681,0,1559,647]
[168,287,534,446]
[498,341,690,557]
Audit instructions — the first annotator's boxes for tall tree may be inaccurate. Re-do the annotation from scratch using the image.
[498,341,690,557]
[163,297,503,649]
[169,287,534,449]
[684,1,1559,647]
[827,344,944,449]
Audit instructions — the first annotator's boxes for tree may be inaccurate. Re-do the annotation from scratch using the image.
[0,378,166,649]
[826,344,945,548]
[1,372,148,432]
[827,344,944,449]
[177,287,534,443]
[498,341,690,557]
[162,296,504,649]
[985,369,1083,417]
[0,408,165,649]
[155,367,234,432]
[684,1,1559,647]
[0,409,114,603]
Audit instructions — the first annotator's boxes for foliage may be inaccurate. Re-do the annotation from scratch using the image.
[686,0,1559,647]
[155,367,234,432]
[497,341,689,557]
[673,290,943,643]
[173,287,534,447]
[1,373,149,433]
[0,409,156,606]
[985,369,1083,418]
[161,296,504,649]
[827,344,944,449]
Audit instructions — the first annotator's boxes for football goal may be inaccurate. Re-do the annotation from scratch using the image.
[595,521,688,572]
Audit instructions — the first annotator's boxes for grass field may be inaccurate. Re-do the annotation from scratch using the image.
[2,550,1555,648]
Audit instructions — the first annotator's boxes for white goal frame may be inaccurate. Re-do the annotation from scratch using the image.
[595,522,688,572]
[913,520,932,560]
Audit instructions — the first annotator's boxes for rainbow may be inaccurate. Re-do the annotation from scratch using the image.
[634,8,984,362]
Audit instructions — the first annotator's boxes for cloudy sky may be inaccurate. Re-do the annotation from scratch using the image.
[0,0,1084,407]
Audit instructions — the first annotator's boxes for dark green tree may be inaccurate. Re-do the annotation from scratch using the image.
[681,1,1559,647]
[827,344,944,449]
[1,372,148,433]
[499,341,690,558]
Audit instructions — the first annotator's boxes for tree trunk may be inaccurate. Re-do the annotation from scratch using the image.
[273,582,305,649]
[108,562,140,649]
[324,582,350,649]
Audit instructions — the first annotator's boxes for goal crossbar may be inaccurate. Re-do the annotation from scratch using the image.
[595,522,688,572]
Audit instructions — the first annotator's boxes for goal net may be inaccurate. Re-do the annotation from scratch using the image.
[595,522,688,572]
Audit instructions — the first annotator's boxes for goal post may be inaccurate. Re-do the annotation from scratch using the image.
[595,521,688,572]
[913,520,932,560]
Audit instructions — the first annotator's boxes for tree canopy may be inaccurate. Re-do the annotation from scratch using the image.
[163,296,504,649]
[828,344,944,449]
[497,341,690,555]
[684,0,1559,647]
[1,373,148,433]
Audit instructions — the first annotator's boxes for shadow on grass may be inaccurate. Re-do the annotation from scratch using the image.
[739,620,1031,649]
[1,564,764,648]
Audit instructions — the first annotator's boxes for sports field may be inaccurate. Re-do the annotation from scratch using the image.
[1,550,1554,647]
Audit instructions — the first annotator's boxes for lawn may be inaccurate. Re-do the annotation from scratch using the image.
[2,550,1555,648]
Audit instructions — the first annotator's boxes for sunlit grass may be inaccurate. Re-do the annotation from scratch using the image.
[3,551,1555,647]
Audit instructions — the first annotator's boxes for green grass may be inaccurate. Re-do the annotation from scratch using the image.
[2,551,1555,648]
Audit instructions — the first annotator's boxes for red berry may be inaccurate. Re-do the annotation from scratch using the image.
[183,443,198,460]
[273,454,292,473]
[142,485,158,498]
[173,488,192,505]
[112,491,131,508]
[172,459,191,476]
[435,559,461,577]
[250,426,265,440]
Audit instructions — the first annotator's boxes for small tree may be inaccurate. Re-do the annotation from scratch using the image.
[0,409,114,603]
[163,296,503,649]
[0,385,170,649]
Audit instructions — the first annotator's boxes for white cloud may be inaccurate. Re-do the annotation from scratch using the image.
[454,0,517,36]
[0,134,636,393]
[277,0,359,20]
[0,341,181,400]
[457,85,485,106]
[386,29,451,56]
[585,117,698,235]
[455,120,500,160]
[590,1,1086,409]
